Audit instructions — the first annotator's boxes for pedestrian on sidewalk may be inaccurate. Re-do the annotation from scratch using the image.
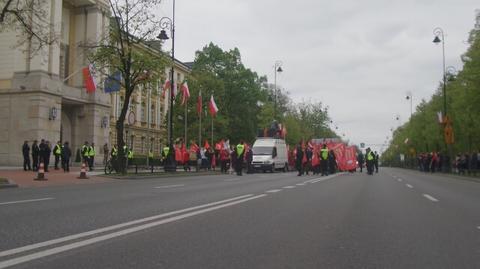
[81,141,90,166]
[53,141,62,170]
[62,141,72,172]
[43,141,52,172]
[32,140,39,171]
[22,140,31,171]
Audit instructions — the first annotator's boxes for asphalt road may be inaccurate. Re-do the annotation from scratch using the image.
[0,168,479,268]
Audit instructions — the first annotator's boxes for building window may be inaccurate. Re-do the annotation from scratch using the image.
[59,43,69,81]
[150,104,155,125]
[141,102,146,122]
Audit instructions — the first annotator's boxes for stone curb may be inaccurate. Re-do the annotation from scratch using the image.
[0,178,19,189]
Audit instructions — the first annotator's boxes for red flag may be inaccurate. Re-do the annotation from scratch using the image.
[162,80,170,98]
[82,64,97,93]
[180,82,190,106]
[162,80,177,98]
[197,93,202,115]
[208,95,219,117]
[190,142,199,153]
[204,140,210,149]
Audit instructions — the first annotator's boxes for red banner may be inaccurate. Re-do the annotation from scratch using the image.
[344,146,357,171]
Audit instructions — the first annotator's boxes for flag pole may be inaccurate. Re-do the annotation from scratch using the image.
[199,89,202,147]
[184,100,187,145]
[211,115,214,147]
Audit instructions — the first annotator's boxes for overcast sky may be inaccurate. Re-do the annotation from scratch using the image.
[157,0,479,152]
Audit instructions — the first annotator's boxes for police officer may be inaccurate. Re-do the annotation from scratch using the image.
[320,144,329,176]
[53,141,62,170]
[88,143,96,171]
[366,148,375,175]
[32,140,39,171]
[162,145,170,166]
[22,141,31,171]
[62,141,72,172]
[81,141,90,165]
[111,144,118,160]
[235,140,245,176]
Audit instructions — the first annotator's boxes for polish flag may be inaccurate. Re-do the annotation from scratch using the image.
[208,95,219,117]
[180,82,190,105]
[196,92,202,116]
[162,80,177,98]
[82,64,97,93]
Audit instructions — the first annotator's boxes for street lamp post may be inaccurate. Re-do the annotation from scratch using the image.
[273,60,283,120]
[406,92,413,119]
[433,27,455,172]
[157,0,176,171]
[433,27,447,118]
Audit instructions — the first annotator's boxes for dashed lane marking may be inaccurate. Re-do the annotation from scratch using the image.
[0,198,55,206]
[296,183,306,186]
[154,184,185,189]
[265,189,282,193]
[406,184,413,189]
[422,194,439,202]
[283,186,296,189]
[397,178,403,182]
[0,194,266,269]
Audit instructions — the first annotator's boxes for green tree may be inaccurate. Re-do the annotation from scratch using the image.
[87,0,167,173]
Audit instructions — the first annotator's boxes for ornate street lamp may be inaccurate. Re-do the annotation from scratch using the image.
[157,0,176,171]
[273,60,283,120]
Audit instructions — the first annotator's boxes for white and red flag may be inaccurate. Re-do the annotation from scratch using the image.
[208,95,219,117]
[162,80,178,98]
[82,64,97,93]
[180,81,190,105]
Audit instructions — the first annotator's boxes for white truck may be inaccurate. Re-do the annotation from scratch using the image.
[251,138,288,173]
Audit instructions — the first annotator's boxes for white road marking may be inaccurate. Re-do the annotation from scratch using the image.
[296,183,306,186]
[0,194,266,269]
[422,194,439,202]
[154,184,185,189]
[406,184,413,189]
[265,189,282,193]
[0,198,54,206]
[397,178,403,182]
[0,194,253,259]
[283,186,296,189]
[477,226,480,230]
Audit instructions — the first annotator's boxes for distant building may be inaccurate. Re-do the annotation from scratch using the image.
[0,0,190,166]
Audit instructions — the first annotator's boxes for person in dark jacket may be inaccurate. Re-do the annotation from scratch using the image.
[295,142,304,176]
[328,150,337,174]
[22,141,31,171]
[246,147,253,174]
[32,140,39,171]
[304,147,313,175]
[43,141,52,172]
[374,151,379,173]
[62,142,72,172]
[357,152,364,173]
[470,151,478,176]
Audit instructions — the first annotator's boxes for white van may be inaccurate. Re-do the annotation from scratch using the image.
[251,138,288,172]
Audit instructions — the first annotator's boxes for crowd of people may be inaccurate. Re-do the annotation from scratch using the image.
[22,140,72,173]
[416,151,479,175]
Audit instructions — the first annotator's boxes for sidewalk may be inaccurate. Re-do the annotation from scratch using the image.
[0,166,114,188]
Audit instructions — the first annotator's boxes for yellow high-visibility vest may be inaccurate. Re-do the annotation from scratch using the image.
[321,149,329,160]
[236,144,245,157]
